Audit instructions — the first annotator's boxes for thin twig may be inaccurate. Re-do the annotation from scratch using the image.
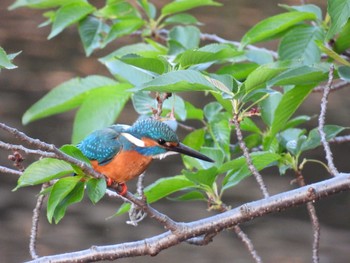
[29,183,49,259]
[0,165,22,176]
[219,203,262,263]
[0,122,104,180]
[107,183,181,232]
[329,135,350,144]
[200,32,278,58]
[26,173,350,263]
[313,80,349,93]
[233,114,269,198]
[318,65,339,176]
[0,141,56,158]
[233,226,262,263]
[127,173,147,226]
[295,170,320,263]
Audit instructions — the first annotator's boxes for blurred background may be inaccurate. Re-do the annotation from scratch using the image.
[1,0,350,262]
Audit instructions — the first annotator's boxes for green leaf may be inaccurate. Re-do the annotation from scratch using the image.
[260,91,282,127]
[243,61,297,94]
[211,119,230,146]
[183,167,218,188]
[53,181,85,223]
[96,1,139,19]
[86,178,107,204]
[120,55,168,75]
[47,176,83,223]
[217,63,259,81]
[184,101,203,120]
[135,70,216,92]
[116,175,195,215]
[267,64,329,87]
[169,190,206,201]
[164,13,201,26]
[102,59,156,86]
[278,26,324,65]
[78,16,108,56]
[100,43,163,62]
[221,152,280,190]
[10,0,81,9]
[327,0,350,38]
[131,92,186,120]
[334,20,350,54]
[0,47,19,69]
[279,4,323,21]
[183,129,205,150]
[204,102,223,122]
[16,158,73,189]
[300,125,346,152]
[245,49,274,65]
[48,3,95,39]
[338,66,350,82]
[278,128,306,155]
[241,11,317,47]
[240,117,261,134]
[105,18,144,45]
[265,85,314,148]
[72,84,131,143]
[178,44,242,68]
[161,0,220,16]
[316,40,350,66]
[284,115,311,130]
[183,147,224,170]
[22,75,118,125]
[137,0,156,19]
[59,144,91,165]
[168,26,200,54]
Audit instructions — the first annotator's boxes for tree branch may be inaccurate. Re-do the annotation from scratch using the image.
[26,173,350,263]
[29,183,49,259]
[233,114,270,198]
[318,65,339,176]
[295,170,320,263]
[329,135,350,144]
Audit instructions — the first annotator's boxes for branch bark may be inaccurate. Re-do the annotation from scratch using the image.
[26,173,350,263]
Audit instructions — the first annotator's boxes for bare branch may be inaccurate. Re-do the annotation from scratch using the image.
[0,165,22,176]
[0,122,104,180]
[198,33,278,59]
[318,65,339,176]
[29,184,49,259]
[329,135,350,144]
[295,170,320,263]
[313,80,349,93]
[26,173,350,263]
[232,225,263,263]
[0,141,55,158]
[127,173,147,226]
[233,114,270,198]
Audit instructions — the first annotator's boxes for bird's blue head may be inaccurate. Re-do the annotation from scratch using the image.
[124,118,213,162]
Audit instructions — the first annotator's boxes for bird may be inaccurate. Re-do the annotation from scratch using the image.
[77,118,214,195]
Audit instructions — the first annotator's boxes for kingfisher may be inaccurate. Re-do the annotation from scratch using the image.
[77,118,214,195]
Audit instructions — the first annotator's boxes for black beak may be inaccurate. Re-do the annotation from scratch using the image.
[167,143,214,162]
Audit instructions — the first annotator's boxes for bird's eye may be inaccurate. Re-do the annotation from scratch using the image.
[158,138,166,145]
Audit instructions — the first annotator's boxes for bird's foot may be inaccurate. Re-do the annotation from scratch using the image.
[106,178,128,196]
[117,182,128,196]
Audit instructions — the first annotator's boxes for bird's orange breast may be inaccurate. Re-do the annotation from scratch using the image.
[91,150,153,183]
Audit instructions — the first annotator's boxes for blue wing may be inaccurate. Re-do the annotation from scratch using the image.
[77,125,129,165]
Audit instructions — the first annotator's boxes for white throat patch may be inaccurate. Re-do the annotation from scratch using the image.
[121,133,146,147]
[152,151,178,160]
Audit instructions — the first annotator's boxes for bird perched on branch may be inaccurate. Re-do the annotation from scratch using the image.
[78,118,214,195]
